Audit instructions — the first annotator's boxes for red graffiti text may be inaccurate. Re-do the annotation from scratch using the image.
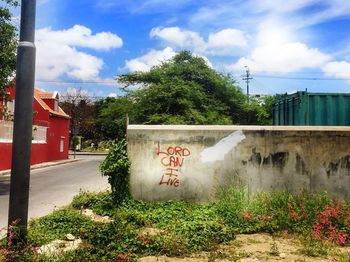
[156,142,190,187]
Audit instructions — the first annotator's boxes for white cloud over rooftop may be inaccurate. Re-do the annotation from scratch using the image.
[35,25,123,81]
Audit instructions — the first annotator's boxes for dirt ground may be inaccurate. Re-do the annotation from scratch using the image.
[140,233,350,262]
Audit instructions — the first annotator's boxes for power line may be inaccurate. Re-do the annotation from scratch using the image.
[35,79,118,84]
[254,74,350,81]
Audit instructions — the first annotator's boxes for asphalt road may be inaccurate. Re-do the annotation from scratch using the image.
[0,155,109,234]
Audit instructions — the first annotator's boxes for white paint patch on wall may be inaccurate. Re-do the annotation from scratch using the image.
[200,130,245,163]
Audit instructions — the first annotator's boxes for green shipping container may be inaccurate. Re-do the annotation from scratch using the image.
[273,92,350,126]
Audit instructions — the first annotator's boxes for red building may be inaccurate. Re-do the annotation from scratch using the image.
[0,87,70,171]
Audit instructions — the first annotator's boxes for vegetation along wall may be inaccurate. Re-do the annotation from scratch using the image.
[127,125,350,202]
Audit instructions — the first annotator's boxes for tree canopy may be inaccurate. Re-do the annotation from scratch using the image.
[94,96,132,140]
[119,51,249,125]
[0,0,17,95]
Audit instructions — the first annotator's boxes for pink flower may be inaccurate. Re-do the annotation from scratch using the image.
[241,210,252,220]
[289,210,298,221]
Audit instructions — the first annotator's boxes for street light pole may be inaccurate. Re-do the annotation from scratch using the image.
[8,0,37,242]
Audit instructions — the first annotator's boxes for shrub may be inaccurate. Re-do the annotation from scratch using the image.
[28,208,95,245]
[215,187,349,242]
[0,220,39,262]
[312,201,350,245]
[71,191,114,216]
[100,139,131,204]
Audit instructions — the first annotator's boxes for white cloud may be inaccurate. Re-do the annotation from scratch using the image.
[206,29,248,55]
[187,0,350,34]
[322,61,350,80]
[108,93,118,97]
[256,22,295,46]
[36,25,123,51]
[150,27,248,56]
[193,53,213,68]
[228,42,331,73]
[125,47,213,72]
[36,40,104,81]
[150,27,206,52]
[250,0,319,14]
[297,0,350,27]
[35,25,123,81]
[125,47,176,72]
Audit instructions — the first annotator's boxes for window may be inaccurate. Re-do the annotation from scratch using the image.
[60,137,65,152]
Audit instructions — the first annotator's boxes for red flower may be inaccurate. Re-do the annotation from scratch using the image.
[289,210,298,221]
[138,235,150,245]
[241,210,252,220]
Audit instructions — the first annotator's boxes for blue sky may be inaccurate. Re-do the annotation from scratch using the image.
[7,0,350,97]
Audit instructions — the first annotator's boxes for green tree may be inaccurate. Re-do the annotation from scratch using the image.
[59,88,96,140]
[119,51,247,125]
[94,96,132,140]
[0,0,18,95]
[244,95,275,125]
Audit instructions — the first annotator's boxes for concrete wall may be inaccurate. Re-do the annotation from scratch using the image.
[127,125,350,202]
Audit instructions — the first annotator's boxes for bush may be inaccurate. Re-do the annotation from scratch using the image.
[215,187,350,245]
[28,208,95,245]
[71,191,114,216]
[23,189,350,261]
[100,139,131,204]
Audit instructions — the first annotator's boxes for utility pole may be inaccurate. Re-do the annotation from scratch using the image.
[242,66,253,102]
[8,0,36,242]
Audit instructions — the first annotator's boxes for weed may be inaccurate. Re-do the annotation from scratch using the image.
[339,253,350,262]
[0,219,39,261]
[28,207,96,245]
[299,236,331,257]
[269,239,279,256]
[71,190,114,216]
[100,139,130,204]
[313,201,349,245]
[18,187,350,261]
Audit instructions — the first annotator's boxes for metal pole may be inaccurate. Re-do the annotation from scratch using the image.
[8,0,36,242]
[74,135,76,159]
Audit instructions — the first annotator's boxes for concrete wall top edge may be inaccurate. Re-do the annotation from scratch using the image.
[127,125,350,132]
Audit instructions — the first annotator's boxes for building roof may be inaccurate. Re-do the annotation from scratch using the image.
[34,89,70,119]
[39,91,58,100]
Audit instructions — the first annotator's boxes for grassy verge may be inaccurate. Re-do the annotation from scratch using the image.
[1,189,350,261]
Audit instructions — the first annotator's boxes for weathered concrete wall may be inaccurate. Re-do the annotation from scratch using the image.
[127,125,350,202]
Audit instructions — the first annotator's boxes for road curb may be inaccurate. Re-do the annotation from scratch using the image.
[69,152,108,156]
[0,159,82,176]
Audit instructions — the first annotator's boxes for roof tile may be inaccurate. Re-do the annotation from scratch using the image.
[34,89,69,119]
